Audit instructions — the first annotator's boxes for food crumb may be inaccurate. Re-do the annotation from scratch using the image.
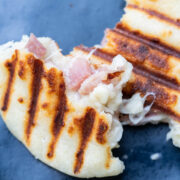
[122,154,128,160]
[18,97,24,103]
[150,153,161,160]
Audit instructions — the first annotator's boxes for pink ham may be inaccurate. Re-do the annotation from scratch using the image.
[79,71,106,95]
[79,69,123,95]
[26,33,46,58]
[67,57,123,94]
[67,58,93,90]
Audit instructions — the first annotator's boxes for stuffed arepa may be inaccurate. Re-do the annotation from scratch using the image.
[0,34,136,178]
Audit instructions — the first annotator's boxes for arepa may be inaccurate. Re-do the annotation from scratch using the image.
[101,0,180,146]
[0,34,137,178]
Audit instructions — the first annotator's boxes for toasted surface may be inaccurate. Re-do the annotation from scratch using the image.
[121,3,180,51]
[74,45,180,121]
[96,0,180,122]
[98,0,180,147]
[127,0,180,20]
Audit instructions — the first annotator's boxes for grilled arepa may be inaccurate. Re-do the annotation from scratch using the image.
[0,34,141,178]
[100,0,180,146]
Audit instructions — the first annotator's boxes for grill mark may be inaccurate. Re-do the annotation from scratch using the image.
[47,76,67,159]
[107,29,170,70]
[107,71,123,80]
[76,46,180,90]
[96,119,108,144]
[25,59,44,145]
[132,64,180,91]
[123,80,180,120]
[73,108,96,174]
[127,4,180,27]
[115,24,180,58]
[1,50,18,112]
[127,78,177,105]
[45,68,57,93]
[153,104,180,121]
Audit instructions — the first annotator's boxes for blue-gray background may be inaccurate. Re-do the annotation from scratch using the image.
[0,0,180,180]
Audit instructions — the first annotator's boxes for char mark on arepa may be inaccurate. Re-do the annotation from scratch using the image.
[1,50,18,112]
[115,24,180,58]
[25,57,44,145]
[127,4,180,28]
[73,108,96,174]
[47,73,68,159]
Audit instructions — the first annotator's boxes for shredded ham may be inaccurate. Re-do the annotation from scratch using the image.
[26,33,46,59]
[79,70,123,95]
[67,58,93,90]
[79,71,106,95]
[67,54,127,95]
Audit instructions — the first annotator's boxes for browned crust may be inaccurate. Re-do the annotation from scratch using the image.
[133,64,180,91]
[47,73,68,159]
[126,77,177,105]
[73,108,96,174]
[105,147,111,169]
[41,102,48,109]
[104,29,180,88]
[75,46,180,120]
[68,126,74,136]
[18,97,24,103]
[18,61,26,79]
[115,24,180,58]
[1,50,18,112]
[96,119,108,144]
[105,29,170,70]
[25,57,44,145]
[123,75,178,118]
[127,4,180,27]
[107,71,123,80]
[45,68,57,93]
[77,45,180,90]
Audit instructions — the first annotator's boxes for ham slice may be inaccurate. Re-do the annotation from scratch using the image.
[79,71,106,95]
[79,70,123,95]
[26,33,46,58]
[67,57,123,94]
[67,58,93,90]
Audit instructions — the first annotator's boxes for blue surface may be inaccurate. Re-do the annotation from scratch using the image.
[0,0,180,180]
